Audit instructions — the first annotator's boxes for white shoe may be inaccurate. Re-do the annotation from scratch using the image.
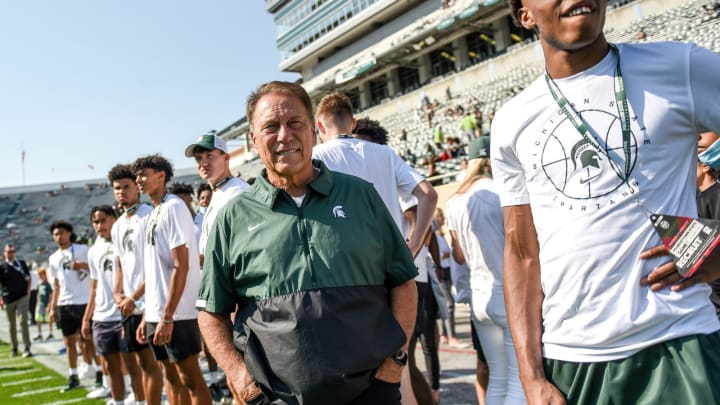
[124,392,136,404]
[79,363,95,379]
[86,386,110,399]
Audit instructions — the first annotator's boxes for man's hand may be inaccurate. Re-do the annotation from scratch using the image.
[524,378,566,405]
[136,317,147,344]
[81,320,92,341]
[640,243,720,291]
[117,297,136,316]
[152,322,174,346]
[49,307,56,323]
[374,358,403,384]
[227,367,262,402]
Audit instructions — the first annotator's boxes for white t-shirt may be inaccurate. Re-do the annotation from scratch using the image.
[193,212,203,247]
[491,42,720,362]
[88,237,121,322]
[313,136,424,231]
[111,203,152,300]
[446,178,505,296]
[48,243,90,306]
[143,194,201,322]
[199,177,249,255]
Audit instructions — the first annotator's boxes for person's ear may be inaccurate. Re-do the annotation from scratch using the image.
[519,7,536,31]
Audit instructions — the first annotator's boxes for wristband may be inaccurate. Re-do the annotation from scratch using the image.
[162,319,173,324]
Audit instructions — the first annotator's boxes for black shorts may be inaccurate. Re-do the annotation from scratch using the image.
[347,378,401,405]
[122,314,150,352]
[92,321,127,356]
[58,304,87,337]
[470,320,486,362]
[146,319,202,363]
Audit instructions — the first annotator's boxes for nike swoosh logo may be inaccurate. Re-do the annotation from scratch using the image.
[248,223,263,232]
[579,174,599,184]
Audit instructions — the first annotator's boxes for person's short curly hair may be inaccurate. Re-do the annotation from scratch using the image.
[132,154,174,184]
[89,205,117,222]
[49,220,73,234]
[168,182,194,196]
[107,164,135,184]
[195,183,211,198]
[354,117,389,145]
[509,0,523,27]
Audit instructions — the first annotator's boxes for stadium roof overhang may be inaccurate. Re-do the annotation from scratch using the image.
[279,0,423,72]
[301,2,508,96]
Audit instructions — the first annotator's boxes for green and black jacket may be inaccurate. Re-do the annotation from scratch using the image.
[198,160,417,404]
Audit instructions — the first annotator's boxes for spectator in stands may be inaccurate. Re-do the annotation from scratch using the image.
[460,109,478,144]
[168,182,201,245]
[473,109,484,137]
[195,183,212,215]
[132,155,211,405]
[494,0,720,402]
[198,81,418,404]
[108,163,163,405]
[47,220,100,392]
[696,157,720,318]
[0,243,33,357]
[185,131,249,401]
[34,268,53,340]
[447,137,525,404]
[82,205,139,402]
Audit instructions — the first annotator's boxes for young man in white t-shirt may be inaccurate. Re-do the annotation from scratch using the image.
[47,220,100,392]
[132,154,211,405]
[185,132,248,400]
[492,0,720,402]
[313,93,437,258]
[82,205,139,404]
[108,163,162,405]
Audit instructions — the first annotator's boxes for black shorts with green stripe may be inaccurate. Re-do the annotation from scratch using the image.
[544,332,720,405]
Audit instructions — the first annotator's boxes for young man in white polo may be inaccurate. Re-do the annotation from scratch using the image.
[132,154,211,405]
[109,163,163,405]
[185,132,248,400]
[82,205,141,404]
[47,220,100,392]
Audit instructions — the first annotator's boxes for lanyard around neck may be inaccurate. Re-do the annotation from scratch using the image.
[544,44,632,178]
[212,176,233,191]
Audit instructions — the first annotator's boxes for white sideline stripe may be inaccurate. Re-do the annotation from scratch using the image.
[11,385,65,397]
[3,375,53,386]
[0,358,31,365]
[0,368,36,377]
[43,399,88,405]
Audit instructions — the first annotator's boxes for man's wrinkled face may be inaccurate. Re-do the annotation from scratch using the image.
[250,92,316,180]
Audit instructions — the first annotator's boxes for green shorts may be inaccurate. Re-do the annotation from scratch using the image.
[544,332,720,405]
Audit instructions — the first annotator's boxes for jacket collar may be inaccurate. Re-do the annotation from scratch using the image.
[248,159,333,208]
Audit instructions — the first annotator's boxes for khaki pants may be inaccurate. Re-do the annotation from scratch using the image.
[6,295,31,351]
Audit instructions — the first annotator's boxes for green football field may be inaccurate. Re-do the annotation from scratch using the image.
[0,340,104,405]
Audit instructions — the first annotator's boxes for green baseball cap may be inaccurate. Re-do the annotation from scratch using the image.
[467,136,490,159]
[184,133,228,157]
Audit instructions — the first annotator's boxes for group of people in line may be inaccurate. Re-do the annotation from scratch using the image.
[3,0,720,404]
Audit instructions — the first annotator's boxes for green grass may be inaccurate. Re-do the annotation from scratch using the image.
[0,340,104,405]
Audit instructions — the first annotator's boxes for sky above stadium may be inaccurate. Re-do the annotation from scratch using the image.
[0,1,298,189]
